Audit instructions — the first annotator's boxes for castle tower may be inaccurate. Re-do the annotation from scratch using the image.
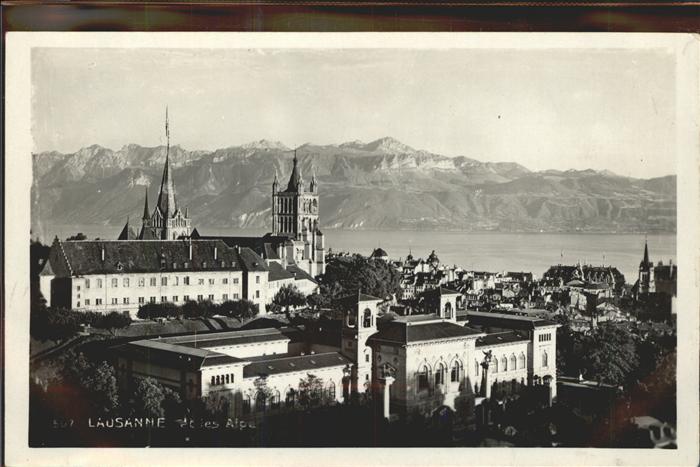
[139,107,192,240]
[339,292,382,397]
[638,238,655,295]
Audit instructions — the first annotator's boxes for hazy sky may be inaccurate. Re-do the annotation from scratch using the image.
[32,47,676,178]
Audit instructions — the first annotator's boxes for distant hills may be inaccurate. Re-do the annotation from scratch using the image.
[31,137,676,235]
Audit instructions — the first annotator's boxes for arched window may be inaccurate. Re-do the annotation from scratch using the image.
[444,301,453,319]
[492,358,499,373]
[348,312,356,327]
[327,381,336,401]
[255,391,267,412]
[501,356,508,372]
[270,390,281,410]
[210,375,215,386]
[242,396,251,415]
[510,355,517,372]
[417,365,430,391]
[435,362,446,386]
[542,350,549,368]
[215,375,220,385]
[363,309,373,328]
[450,360,462,383]
[285,389,296,408]
[518,353,526,369]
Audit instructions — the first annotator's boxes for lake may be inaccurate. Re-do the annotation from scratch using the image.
[38,224,676,284]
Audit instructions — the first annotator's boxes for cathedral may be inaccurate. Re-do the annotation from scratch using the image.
[118,108,192,241]
[119,110,324,279]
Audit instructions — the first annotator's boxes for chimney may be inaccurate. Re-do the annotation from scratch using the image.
[101,245,105,262]
[214,246,218,261]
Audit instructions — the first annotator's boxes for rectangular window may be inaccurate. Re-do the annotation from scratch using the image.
[123,278,129,287]
[233,293,239,299]
[184,276,190,285]
[233,278,239,284]
[76,301,81,307]
[208,294,215,301]
[112,278,118,288]
[255,276,260,284]
[123,297,129,304]
[223,294,228,301]
[85,299,90,306]
[209,278,215,285]
[173,296,179,302]
[150,296,156,303]
[150,277,157,287]
[184,295,190,301]
[77,285,81,291]
[223,278,228,284]
[174,276,179,286]
[255,290,260,299]
[197,295,203,301]
[96,298,103,305]
[139,278,145,287]
[85,279,90,288]
[161,296,167,303]
[161,277,168,286]
[112,298,118,305]
[139,297,145,304]
[418,371,429,391]
[97,279,103,288]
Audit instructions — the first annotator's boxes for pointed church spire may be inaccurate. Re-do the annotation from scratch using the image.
[142,187,150,220]
[157,106,177,218]
[643,236,650,266]
[286,148,302,192]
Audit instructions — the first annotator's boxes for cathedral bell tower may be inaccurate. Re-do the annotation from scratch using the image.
[339,292,382,397]
[638,237,655,295]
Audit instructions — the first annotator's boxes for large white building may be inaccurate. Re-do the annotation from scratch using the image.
[39,238,271,316]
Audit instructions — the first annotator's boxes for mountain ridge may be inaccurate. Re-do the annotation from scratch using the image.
[31,138,676,236]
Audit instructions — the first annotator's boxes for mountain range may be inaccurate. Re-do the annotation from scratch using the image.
[31,137,676,236]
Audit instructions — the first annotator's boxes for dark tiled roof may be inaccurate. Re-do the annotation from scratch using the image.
[335,291,383,309]
[371,248,388,258]
[286,263,318,283]
[48,239,268,276]
[192,233,289,261]
[369,321,482,345]
[268,261,295,282]
[161,327,300,349]
[476,331,530,347]
[421,286,460,298]
[243,352,350,378]
[115,339,244,371]
[463,311,558,329]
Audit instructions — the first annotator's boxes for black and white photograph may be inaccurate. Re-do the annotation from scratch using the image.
[5,32,700,465]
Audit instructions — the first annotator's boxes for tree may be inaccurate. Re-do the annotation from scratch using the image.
[94,311,132,336]
[298,373,324,409]
[66,232,87,241]
[307,292,330,312]
[61,352,119,414]
[219,299,258,322]
[31,307,81,342]
[579,323,639,387]
[272,284,307,318]
[132,377,167,418]
[320,254,402,300]
[137,302,180,320]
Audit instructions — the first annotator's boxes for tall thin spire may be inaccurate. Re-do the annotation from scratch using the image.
[643,236,650,266]
[142,187,150,219]
[157,106,177,218]
[286,148,302,191]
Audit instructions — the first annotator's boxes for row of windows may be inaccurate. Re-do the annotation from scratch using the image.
[211,374,235,386]
[82,293,243,307]
[475,353,527,376]
[538,333,552,342]
[417,361,463,391]
[83,276,245,289]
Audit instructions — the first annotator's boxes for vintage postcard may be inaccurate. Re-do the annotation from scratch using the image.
[4,32,700,466]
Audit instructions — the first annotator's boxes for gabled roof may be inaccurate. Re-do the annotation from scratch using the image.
[191,232,287,261]
[368,320,482,346]
[115,339,244,371]
[268,261,295,282]
[49,239,267,276]
[243,352,350,378]
[286,263,318,284]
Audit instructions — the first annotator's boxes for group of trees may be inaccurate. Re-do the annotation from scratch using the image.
[31,302,132,342]
[316,254,402,303]
[556,315,675,389]
[136,299,258,322]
